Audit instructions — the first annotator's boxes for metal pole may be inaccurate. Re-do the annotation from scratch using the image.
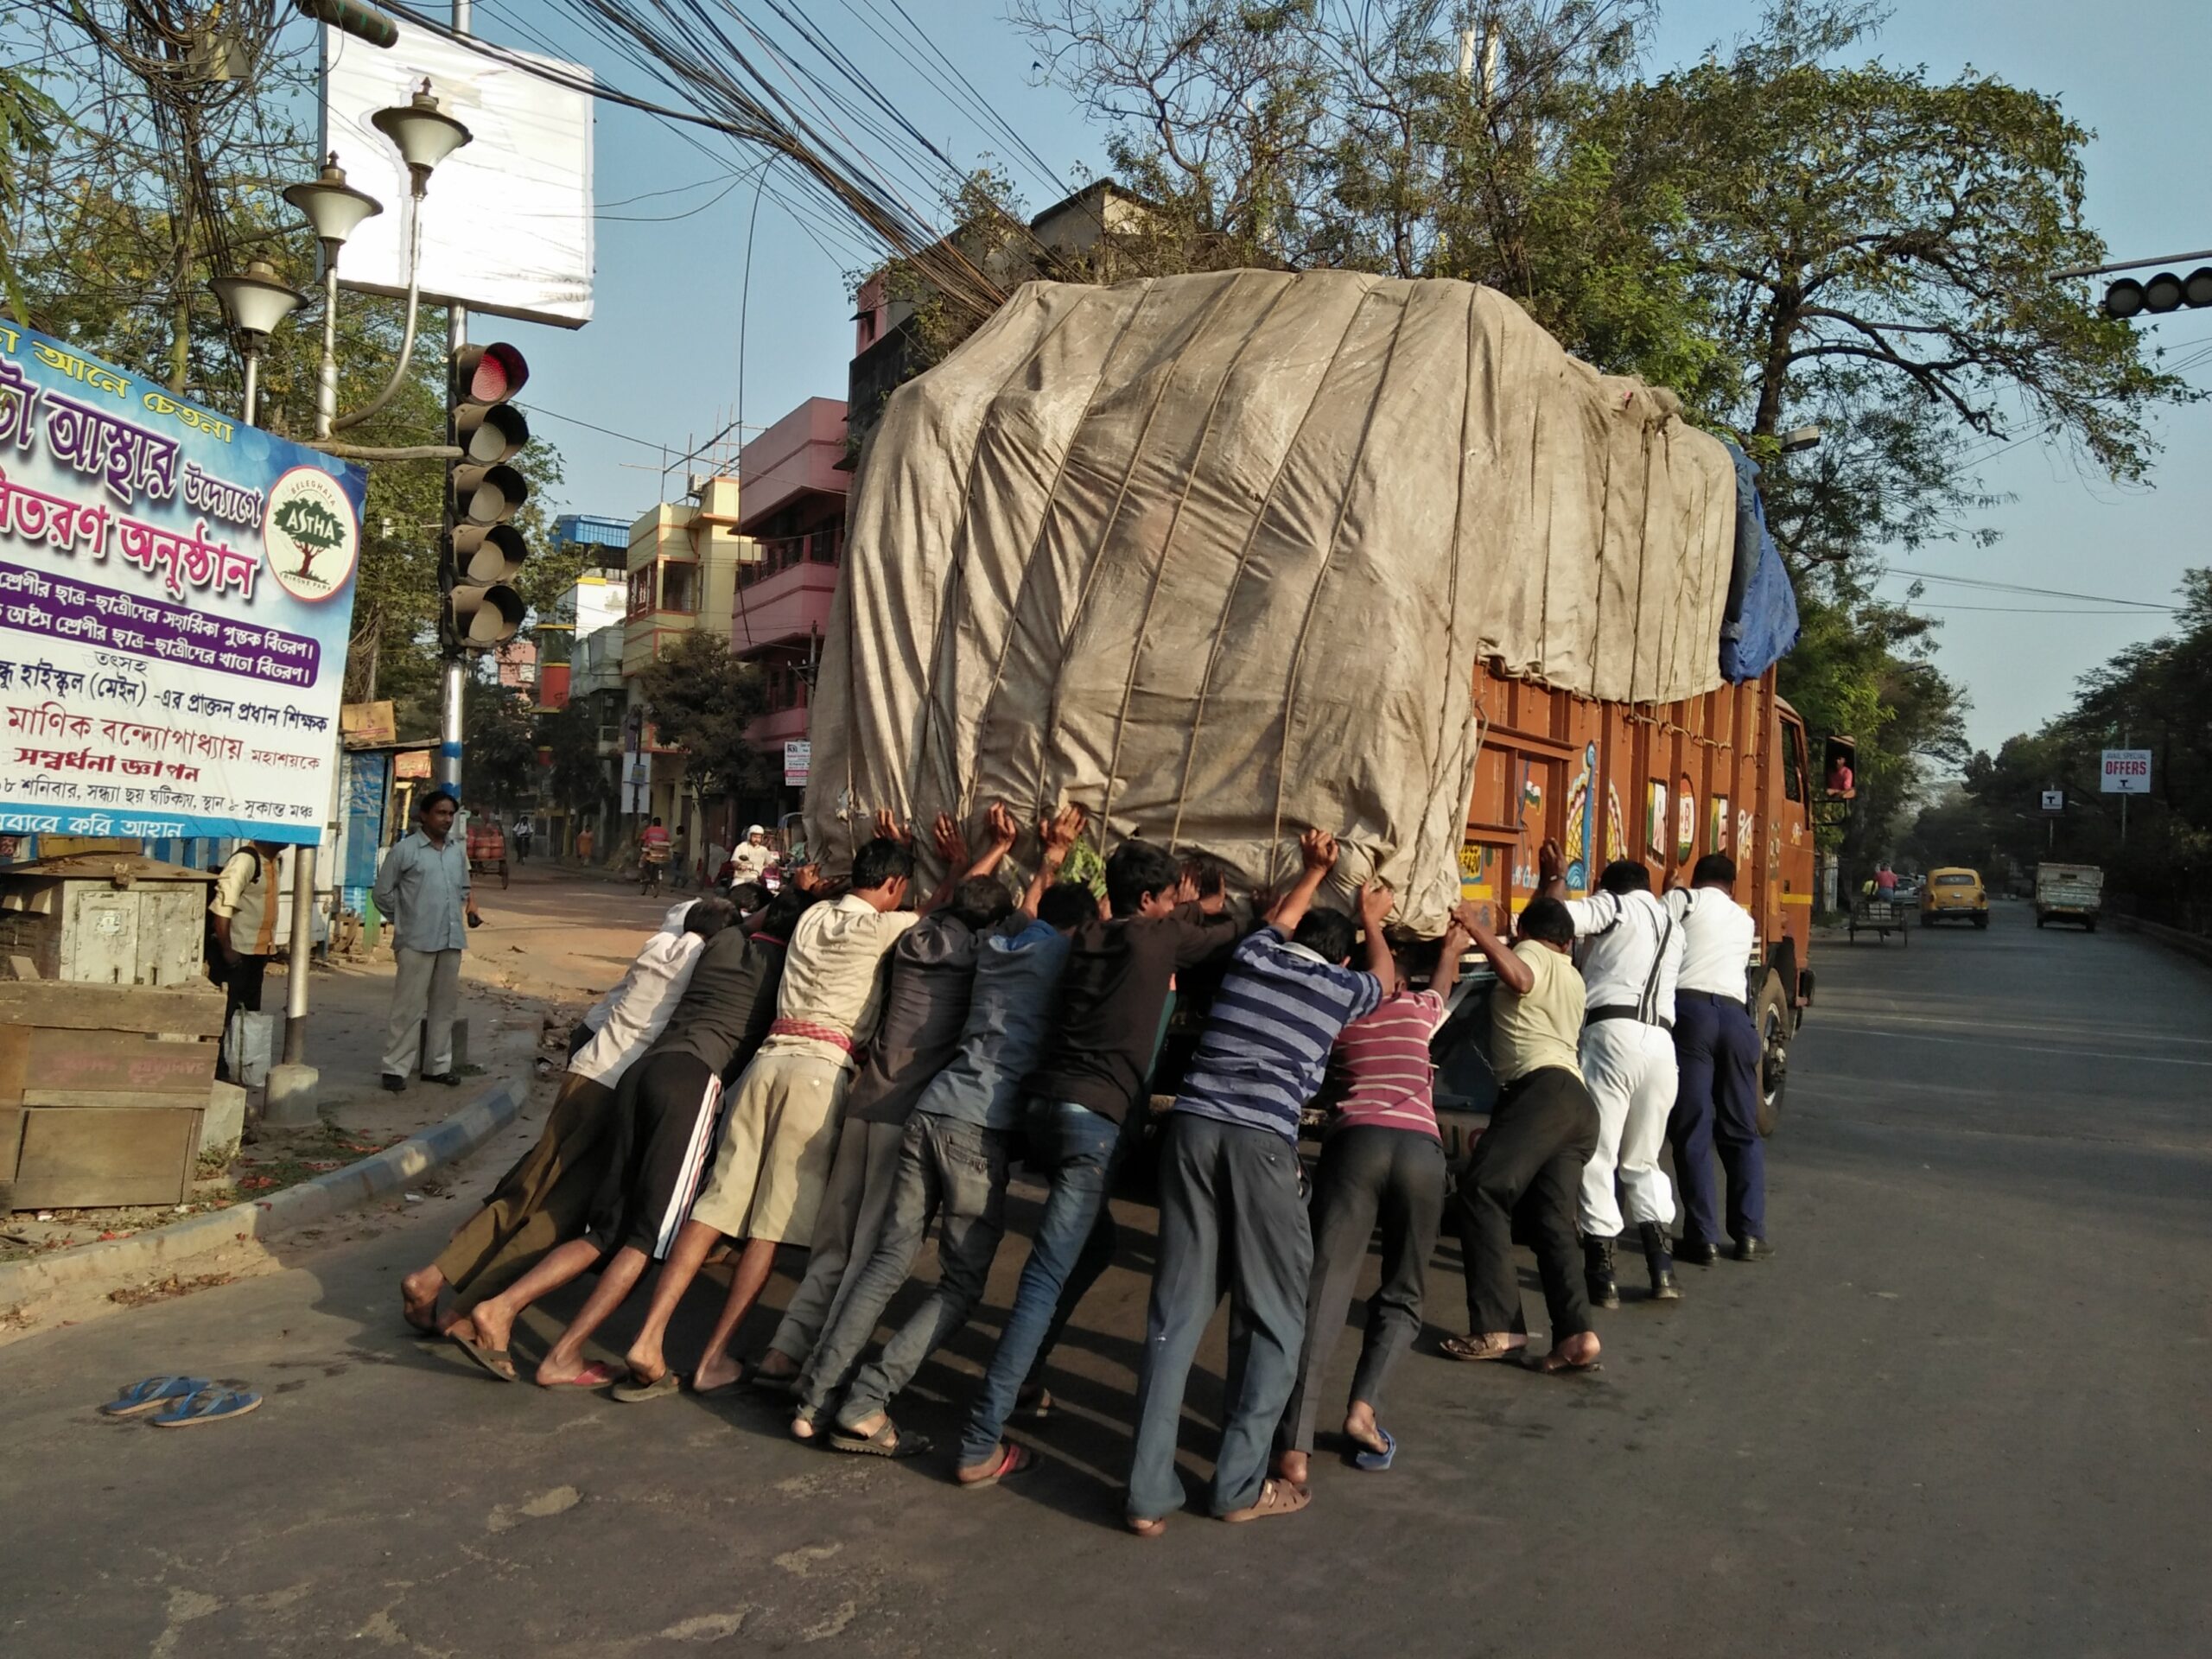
[2120,728,2129,846]
[242,351,259,429]
[435,0,472,803]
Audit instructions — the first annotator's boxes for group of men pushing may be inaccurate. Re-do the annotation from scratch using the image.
[397,803,1771,1535]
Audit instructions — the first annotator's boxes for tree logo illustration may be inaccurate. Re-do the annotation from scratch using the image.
[263,465,359,601]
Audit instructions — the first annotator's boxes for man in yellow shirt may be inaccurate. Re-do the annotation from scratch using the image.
[1440,895,1602,1375]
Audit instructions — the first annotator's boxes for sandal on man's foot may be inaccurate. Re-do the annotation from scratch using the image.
[830,1416,932,1459]
[1352,1427,1396,1472]
[1440,1332,1526,1363]
[1530,1348,1603,1376]
[608,1368,682,1402]
[1015,1382,1053,1421]
[956,1440,1034,1487]
[1221,1478,1310,1523]
[449,1332,518,1383]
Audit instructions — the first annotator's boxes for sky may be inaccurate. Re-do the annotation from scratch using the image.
[412,0,2210,761]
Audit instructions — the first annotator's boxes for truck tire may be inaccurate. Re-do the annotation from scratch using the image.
[1755,970,1791,1138]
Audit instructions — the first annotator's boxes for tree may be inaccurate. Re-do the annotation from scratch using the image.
[461,681,540,814]
[633,632,775,810]
[539,699,613,825]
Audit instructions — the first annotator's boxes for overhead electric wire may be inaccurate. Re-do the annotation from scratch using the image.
[1873,565,2175,612]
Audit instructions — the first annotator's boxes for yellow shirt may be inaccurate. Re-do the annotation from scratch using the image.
[1491,940,1586,1085]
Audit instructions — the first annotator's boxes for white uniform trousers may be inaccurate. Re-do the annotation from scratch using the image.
[1577,1019,1678,1236]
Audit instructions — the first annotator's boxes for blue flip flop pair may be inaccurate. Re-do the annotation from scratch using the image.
[99,1376,263,1427]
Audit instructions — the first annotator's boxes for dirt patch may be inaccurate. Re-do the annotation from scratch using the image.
[109,1271,238,1307]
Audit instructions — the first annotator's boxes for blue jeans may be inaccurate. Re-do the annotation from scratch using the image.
[956,1097,1128,1469]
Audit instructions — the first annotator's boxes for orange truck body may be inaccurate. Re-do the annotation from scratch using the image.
[1458,661,1818,1010]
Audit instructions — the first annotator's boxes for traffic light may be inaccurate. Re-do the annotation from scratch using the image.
[442,342,530,649]
[2102,267,2212,320]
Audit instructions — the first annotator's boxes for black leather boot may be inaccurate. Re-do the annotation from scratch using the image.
[1639,1221,1681,1300]
[1582,1235,1619,1310]
[1677,1236,1719,1267]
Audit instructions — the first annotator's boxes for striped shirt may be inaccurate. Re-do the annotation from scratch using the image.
[1313,989,1446,1141]
[1173,926,1383,1141]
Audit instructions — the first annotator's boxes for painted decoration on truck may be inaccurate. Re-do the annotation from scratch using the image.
[1711,795,1729,853]
[0,323,365,847]
[1646,779,1669,860]
[1675,772,1696,864]
[1561,742,1596,896]
[1605,783,1625,864]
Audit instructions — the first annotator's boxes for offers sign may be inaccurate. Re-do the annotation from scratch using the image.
[2100,750,2152,795]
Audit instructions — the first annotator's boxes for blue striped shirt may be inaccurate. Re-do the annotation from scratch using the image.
[1173,926,1383,1141]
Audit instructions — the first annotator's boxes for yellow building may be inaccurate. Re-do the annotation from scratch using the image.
[621,479,753,850]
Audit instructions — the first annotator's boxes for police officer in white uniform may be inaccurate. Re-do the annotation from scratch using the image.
[1664,855,1771,1262]
[1537,837,1685,1307]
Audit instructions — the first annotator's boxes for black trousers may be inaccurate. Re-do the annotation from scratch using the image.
[1277,1125,1446,1455]
[1451,1066,1600,1340]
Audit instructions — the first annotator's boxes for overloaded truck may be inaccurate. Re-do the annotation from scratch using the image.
[807,270,1826,1141]
[2035,862,2103,930]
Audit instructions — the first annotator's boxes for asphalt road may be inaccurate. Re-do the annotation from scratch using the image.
[3,898,2208,1657]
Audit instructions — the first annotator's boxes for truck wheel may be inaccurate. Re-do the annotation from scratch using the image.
[1755,971,1790,1138]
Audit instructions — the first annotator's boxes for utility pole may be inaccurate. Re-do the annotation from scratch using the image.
[437,0,472,804]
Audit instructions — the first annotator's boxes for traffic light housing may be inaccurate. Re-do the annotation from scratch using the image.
[2102,267,2212,320]
[442,342,530,649]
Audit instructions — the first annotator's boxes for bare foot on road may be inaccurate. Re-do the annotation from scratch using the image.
[1541,1331,1601,1372]
[401,1267,444,1332]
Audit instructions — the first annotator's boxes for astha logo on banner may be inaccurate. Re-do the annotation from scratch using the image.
[264,466,360,601]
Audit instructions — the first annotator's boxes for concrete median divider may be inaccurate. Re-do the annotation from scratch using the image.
[2113,914,2212,969]
[0,1081,524,1314]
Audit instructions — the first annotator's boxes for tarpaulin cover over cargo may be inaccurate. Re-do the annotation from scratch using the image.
[807,269,1744,934]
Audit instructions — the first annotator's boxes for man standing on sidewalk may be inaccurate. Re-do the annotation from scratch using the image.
[208,837,285,1077]
[373,787,480,1094]
[1125,832,1387,1536]
[1666,855,1771,1263]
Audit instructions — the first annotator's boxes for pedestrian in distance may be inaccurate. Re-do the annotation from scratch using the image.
[1275,899,1473,1491]
[1535,837,1686,1308]
[791,806,1092,1458]
[512,814,533,867]
[953,836,1238,1491]
[207,837,284,1080]
[640,815,671,896]
[423,898,727,1365]
[1124,830,1389,1537]
[1665,854,1773,1264]
[1439,895,1602,1374]
[372,787,481,1094]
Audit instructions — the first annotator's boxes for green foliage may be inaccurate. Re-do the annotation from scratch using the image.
[538,698,613,822]
[633,632,775,806]
[460,681,540,813]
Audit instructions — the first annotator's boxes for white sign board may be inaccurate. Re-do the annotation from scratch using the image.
[784,739,810,788]
[2101,749,2152,795]
[321,19,594,327]
[2040,788,2064,813]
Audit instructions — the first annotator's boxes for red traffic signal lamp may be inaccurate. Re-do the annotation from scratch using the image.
[442,341,531,650]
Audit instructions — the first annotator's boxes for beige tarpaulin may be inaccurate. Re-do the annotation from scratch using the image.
[806,270,1737,933]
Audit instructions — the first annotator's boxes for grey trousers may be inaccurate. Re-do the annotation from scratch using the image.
[1128,1113,1313,1522]
[793,1112,1009,1425]
[1277,1125,1446,1456]
[765,1117,907,1367]
[381,947,461,1079]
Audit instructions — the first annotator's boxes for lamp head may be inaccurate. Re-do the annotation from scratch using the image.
[371,79,472,197]
[209,258,307,344]
[282,153,384,257]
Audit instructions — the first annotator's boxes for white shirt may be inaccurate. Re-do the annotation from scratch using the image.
[572,920,706,1086]
[729,842,772,879]
[1564,888,1682,1025]
[1666,887,1757,999]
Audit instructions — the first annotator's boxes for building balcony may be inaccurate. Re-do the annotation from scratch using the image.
[732,560,837,652]
[747,703,812,747]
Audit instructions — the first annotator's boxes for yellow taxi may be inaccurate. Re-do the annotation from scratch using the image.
[1922,867,1988,929]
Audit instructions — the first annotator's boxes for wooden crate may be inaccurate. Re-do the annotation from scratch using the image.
[10,1107,203,1210]
[0,1027,216,1110]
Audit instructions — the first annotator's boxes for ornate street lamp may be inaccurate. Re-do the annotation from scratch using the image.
[208,257,306,424]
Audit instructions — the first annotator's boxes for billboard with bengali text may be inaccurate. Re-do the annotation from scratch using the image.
[0,323,367,847]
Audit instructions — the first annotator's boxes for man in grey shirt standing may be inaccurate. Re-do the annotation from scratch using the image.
[373,786,480,1092]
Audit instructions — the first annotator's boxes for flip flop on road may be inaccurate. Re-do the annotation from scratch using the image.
[448,1332,518,1383]
[830,1418,931,1459]
[152,1388,262,1428]
[1353,1428,1396,1472]
[99,1376,213,1418]
[1440,1333,1527,1363]
[1527,1350,1603,1376]
[956,1440,1034,1488]
[606,1367,679,1401]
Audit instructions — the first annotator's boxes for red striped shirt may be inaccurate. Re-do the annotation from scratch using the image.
[1314,989,1445,1141]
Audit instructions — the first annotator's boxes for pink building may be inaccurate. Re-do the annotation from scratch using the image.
[731,397,849,819]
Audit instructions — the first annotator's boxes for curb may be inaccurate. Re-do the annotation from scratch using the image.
[2114,913,2212,969]
[0,1081,524,1310]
